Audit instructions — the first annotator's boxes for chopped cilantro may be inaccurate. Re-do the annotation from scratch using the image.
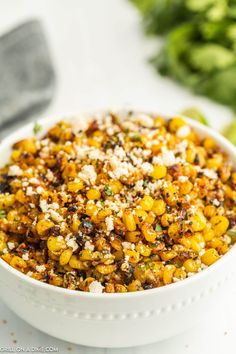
[131,134,141,142]
[33,122,42,135]
[0,209,6,219]
[104,185,113,196]
[100,200,105,207]
[143,179,149,188]
[155,223,162,232]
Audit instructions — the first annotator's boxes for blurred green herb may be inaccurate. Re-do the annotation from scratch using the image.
[222,119,236,145]
[131,0,236,111]
[104,185,113,196]
[33,122,42,135]
[181,107,209,125]
[0,209,6,219]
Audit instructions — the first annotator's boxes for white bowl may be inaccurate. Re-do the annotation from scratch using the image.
[0,112,236,348]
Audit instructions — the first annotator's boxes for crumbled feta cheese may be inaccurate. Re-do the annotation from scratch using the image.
[79,165,97,184]
[50,210,63,222]
[66,238,79,252]
[133,114,154,128]
[88,281,104,293]
[178,176,188,183]
[84,241,95,251]
[161,147,176,166]
[141,162,153,174]
[26,186,35,196]
[29,177,40,185]
[36,265,46,272]
[8,165,23,176]
[36,186,44,194]
[105,216,114,232]
[7,242,15,250]
[122,242,132,250]
[212,198,220,207]
[177,125,190,138]
[22,253,29,261]
[40,199,48,213]
[202,169,218,179]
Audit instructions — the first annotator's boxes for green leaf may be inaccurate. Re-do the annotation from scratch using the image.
[155,223,162,232]
[0,209,6,219]
[222,119,236,145]
[181,107,208,125]
[104,185,113,196]
[33,122,42,135]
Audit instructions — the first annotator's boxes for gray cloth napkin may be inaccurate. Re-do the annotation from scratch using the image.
[0,19,56,137]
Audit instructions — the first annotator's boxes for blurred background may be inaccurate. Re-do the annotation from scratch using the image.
[0,1,235,353]
[0,0,234,136]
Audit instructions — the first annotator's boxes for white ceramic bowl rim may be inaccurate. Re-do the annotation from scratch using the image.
[0,110,236,299]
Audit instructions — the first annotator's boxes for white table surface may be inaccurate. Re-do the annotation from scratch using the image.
[0,0,235,353]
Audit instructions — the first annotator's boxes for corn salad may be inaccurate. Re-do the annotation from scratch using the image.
[0,111,235,293]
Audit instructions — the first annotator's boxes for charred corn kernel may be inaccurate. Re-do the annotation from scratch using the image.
[190,211,206,232]
[85,203,98,217]
[80,249,93,261]
[125,231,140,243]
[10,256,27,271]
[96,209,112,221]
[183,259,199,273]
[87,137,100,148]
[203,138,215,149]
[134,209,148,225]
[13,138,37,154]
[180,181,193,195]
[160,250,177,261]
[203,227,215,242]
[67,180,84,192]
[15,189,27,204]
[139,195,154,211]
[161,213,174,227]
[209,237,222,249]
[123,210,136,231]
[79,277,96,291]
[189,237,203,253]
[163,265,176,285]
[146,211,156,224]
[174,268,186,280]
[201,248,220,265]
[127,280,142,292]
[0,194,15,208]
[136,242,151,256]
[141,222,157,242]
[96,264,116,275]
[169,117,186,132]
[69,255,86,269]
[163,184,178,206]
[210,216,229,237]
[115,284,127,293]
[232,172,236,184]
[151,165,167,179]
[62,163,77,179]
[49,276,63,287]
[204,205,216,218]
[1,253,12,264]
[154,116,165,127]
[168,223,179,239]
[71,216,80,233]
[0,231,8,242]
[11,149,21,161]
[0,241,7,252]
[47,236,65,252]
[7,210,19,222]
[111,237,122,251]
[186,148,196,163]
[59,249,73,266]
[86,188,101,200]
[37,219,54,236]
[180,237,192,248]
[152,199,166,216]
[109,180,123,194]
[124,249,140,263]
[105,283,115,293]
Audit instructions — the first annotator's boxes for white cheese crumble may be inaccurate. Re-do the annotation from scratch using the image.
[177,125,190,138]
[141,162,154,174]
[22,253,29,261]
[88,280,104,293]
[66,238,79,252]
[105,216,114,232]
[26,187,35,196]
[84,241,95,251]
[7,242,15,250]
[202,169,218,179]
[178,176,188,183]
[29,177,40,185]
[8,165,23,176]
[36,186,44,194]
[79,165,97,184]
[36,265,46,273]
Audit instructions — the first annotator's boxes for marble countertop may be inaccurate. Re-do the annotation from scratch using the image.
[0,0,235,352]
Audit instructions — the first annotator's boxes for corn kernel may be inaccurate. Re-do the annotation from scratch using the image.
[67,180,84,192]
[151,165,167,179]
[47,236,65,252]
[86,188,101,200]
[123,210,136,231]
[59,249,73,266]
[152,199,166,216]
[96,264,116,274]
[183,259,199,273]
[139,195,154,211]
[210,216,229,237]
[201,248,220,265]
[141,222,157,242]
[36,219,54,236]
[163,265,176,285]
